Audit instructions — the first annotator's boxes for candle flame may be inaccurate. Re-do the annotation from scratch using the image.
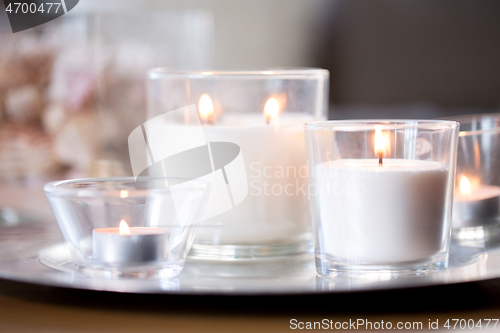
[120,190,128,198]
[198,94,214,123]
[383,134,391,156]
[374,126,386,157]
[119,220,131,236]
[460,176,472,195]
[264,98,279,123]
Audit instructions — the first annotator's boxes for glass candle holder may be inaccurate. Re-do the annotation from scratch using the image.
[304,120,459,276]
[145,69,329,259]
[446,113,500,242]
[43,177,209,278]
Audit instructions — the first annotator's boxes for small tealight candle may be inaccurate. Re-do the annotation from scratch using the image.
[93,220,168,265]
[452,176,500,228]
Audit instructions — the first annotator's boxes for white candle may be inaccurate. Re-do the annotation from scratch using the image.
[93,220,168,265]
[315,159,449,263]
[194,99,315,245]
[452,176,500,228]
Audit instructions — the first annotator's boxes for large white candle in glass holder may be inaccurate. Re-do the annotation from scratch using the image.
[316,129,448,263]
[305,120,458,276]
[146,68,329,260]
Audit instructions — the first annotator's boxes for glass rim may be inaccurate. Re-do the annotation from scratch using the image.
[43,177,209,198]
[148,67,329,80]
[304,119,459,131]
[442,113,500,137]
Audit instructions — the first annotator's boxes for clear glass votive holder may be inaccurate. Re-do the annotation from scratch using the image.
[304,120,459,276]
[446,113,500,242]
[145,69,329,260]
[43,177,209,278]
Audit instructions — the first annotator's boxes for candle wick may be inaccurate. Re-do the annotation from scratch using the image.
[378,152,383,166]
[266,116,270,125]
[200,113,214,126]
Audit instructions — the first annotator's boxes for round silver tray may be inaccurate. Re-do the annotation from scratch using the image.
[0,218,499,295]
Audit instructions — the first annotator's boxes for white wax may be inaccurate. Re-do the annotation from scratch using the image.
[315,159,449,263]
[93,227,168,264]
[454,185,500,202]
[452,185,500,228]
[196,112,315,244]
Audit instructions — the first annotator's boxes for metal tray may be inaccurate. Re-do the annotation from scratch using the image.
[0,217,499,295]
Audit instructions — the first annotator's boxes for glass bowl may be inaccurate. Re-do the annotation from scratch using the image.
[446,113,500,242]
[43,177,209,279]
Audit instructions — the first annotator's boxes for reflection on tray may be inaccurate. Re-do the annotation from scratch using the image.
[32,238,496,295]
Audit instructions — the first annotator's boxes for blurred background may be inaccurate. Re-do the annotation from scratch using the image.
[0,0,499,197]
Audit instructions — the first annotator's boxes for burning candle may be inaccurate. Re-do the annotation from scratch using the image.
[146,68,329,258]
[264,98,279,125]
[452,175,500,228]
[314,128,449,263]
[198,93,214,125]
[92,220,168,265]
[193,94,314,246]
[375,126,385,165]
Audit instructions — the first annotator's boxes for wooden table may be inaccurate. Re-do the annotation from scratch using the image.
[1,277,500,332]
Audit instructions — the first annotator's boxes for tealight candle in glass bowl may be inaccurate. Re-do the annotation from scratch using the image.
[43,177,209,278]
[304,120,459,276]
[92,219,169,265]
[446,113,500,242]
